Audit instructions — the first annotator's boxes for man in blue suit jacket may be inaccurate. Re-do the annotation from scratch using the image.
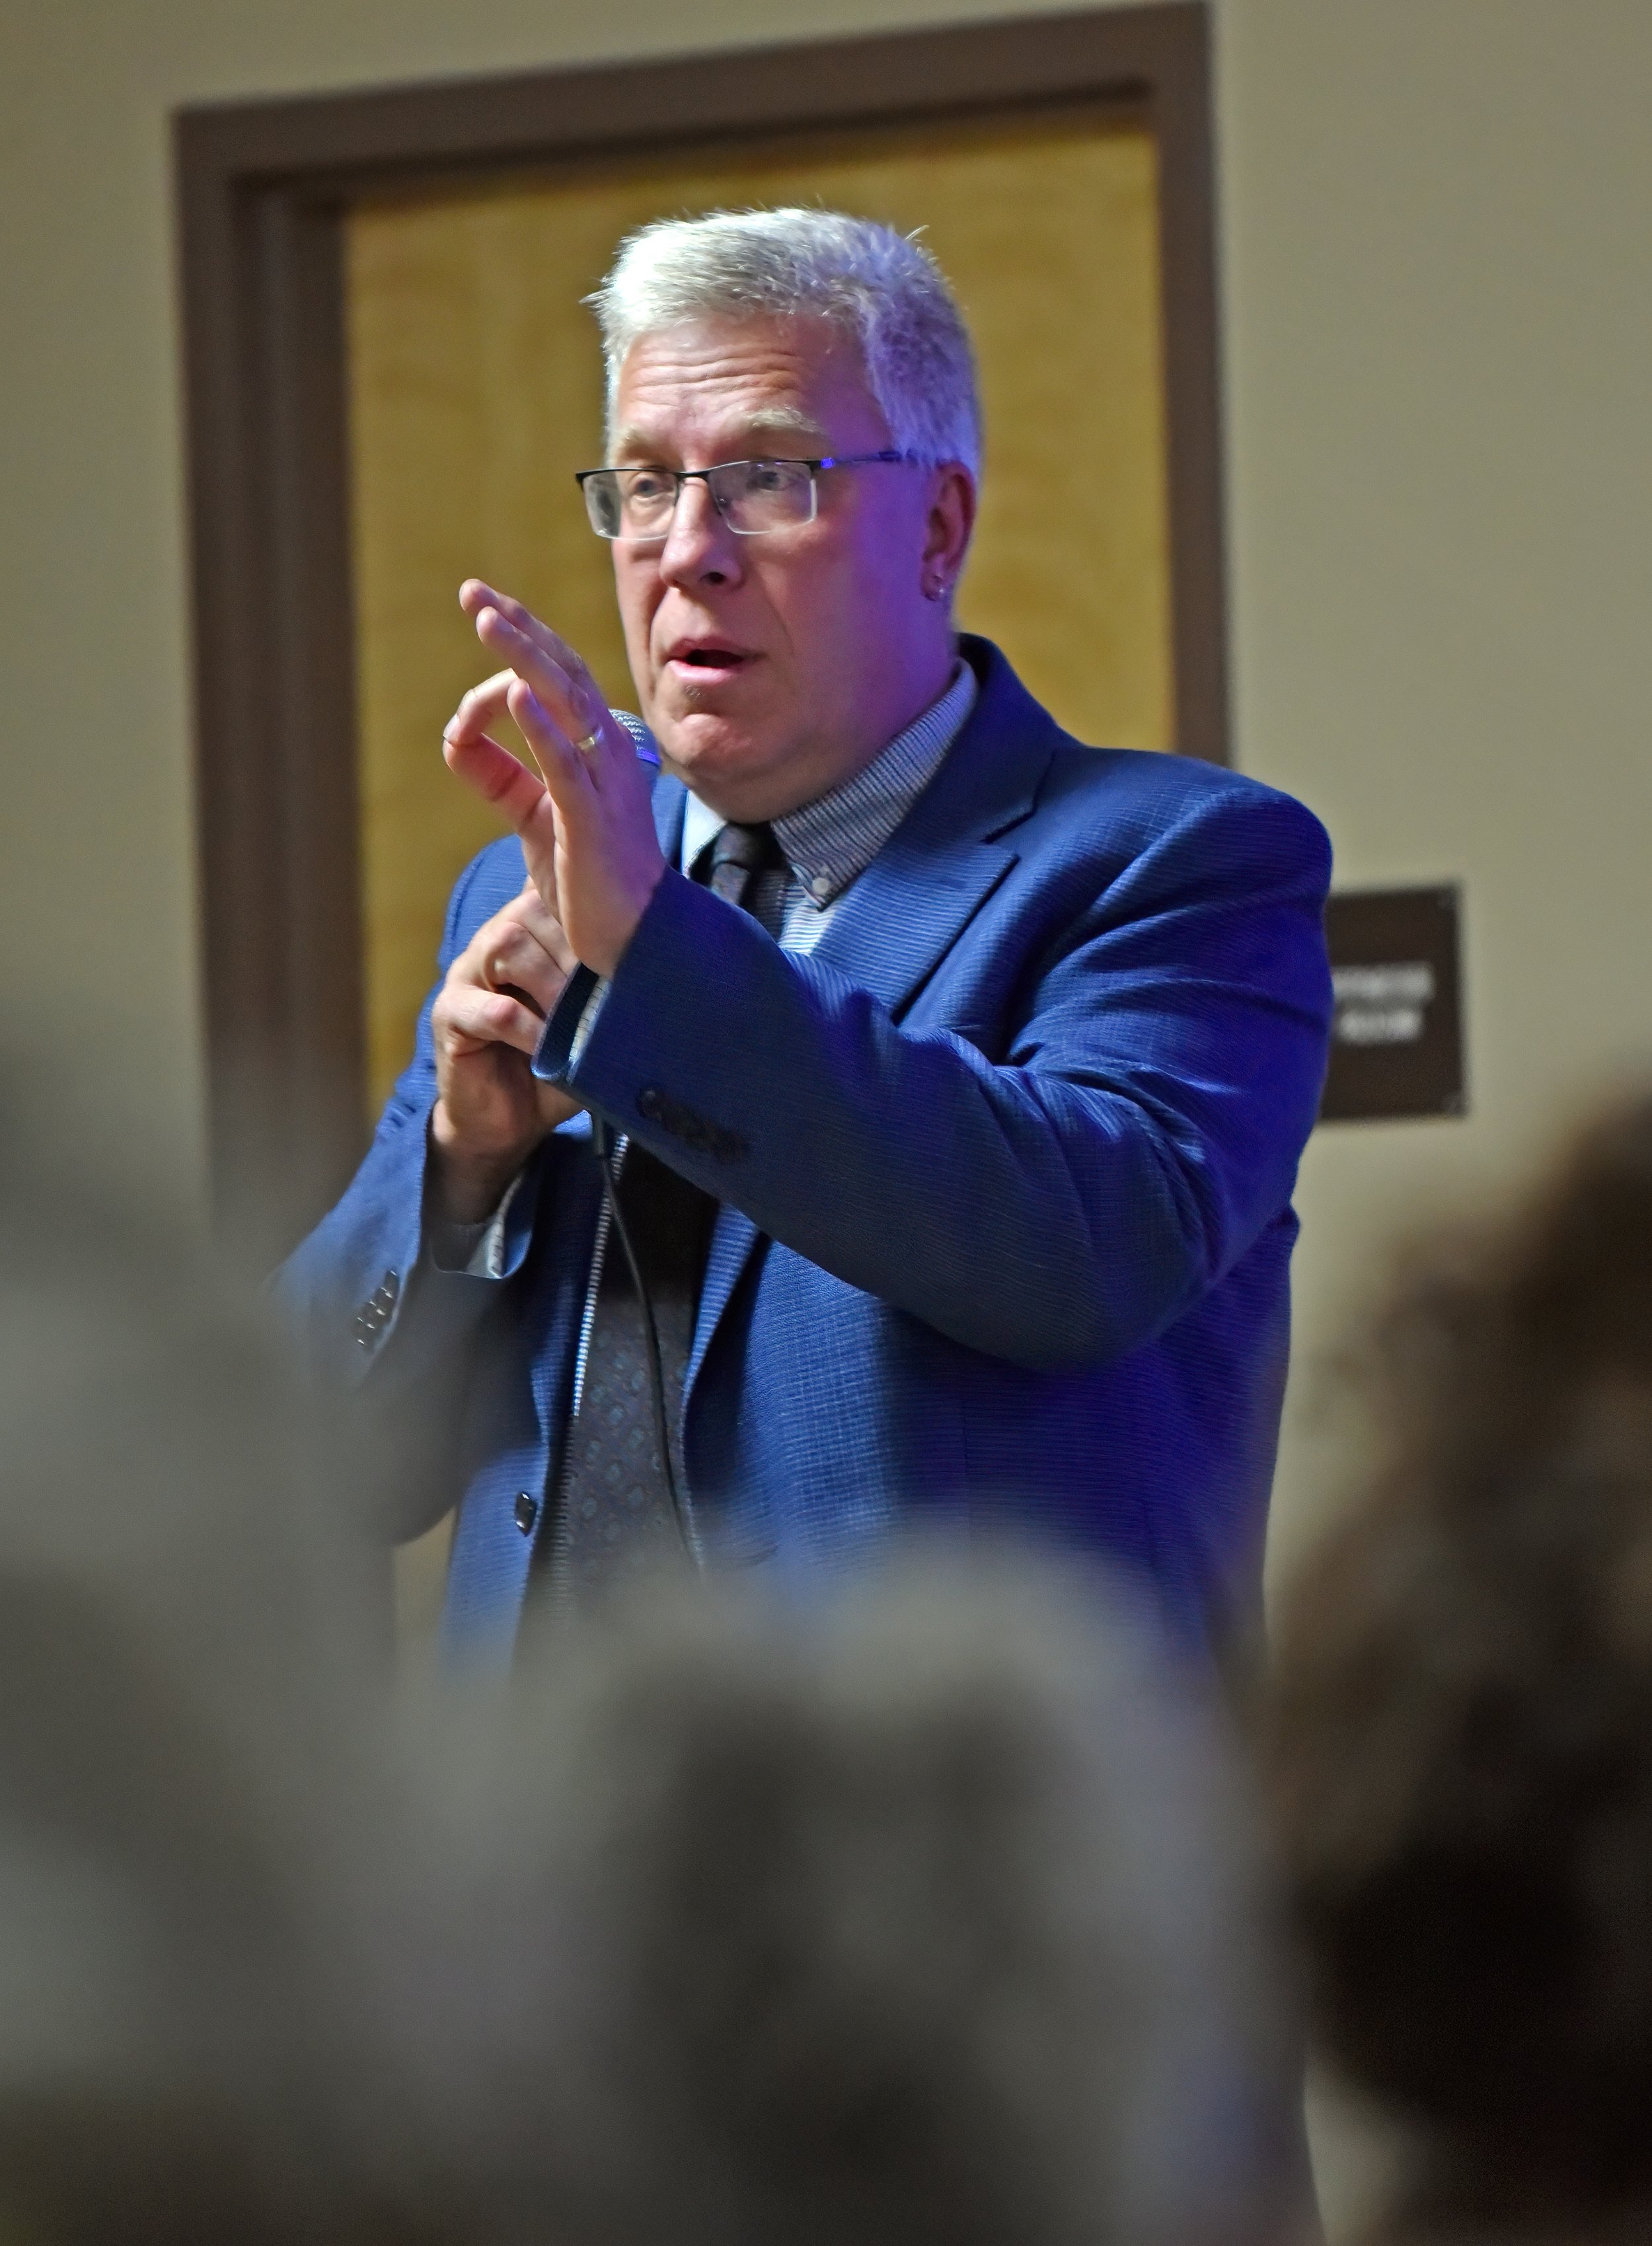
[283,209,1332,1659]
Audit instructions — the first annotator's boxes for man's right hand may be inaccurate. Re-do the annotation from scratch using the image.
[430,880,582,1224]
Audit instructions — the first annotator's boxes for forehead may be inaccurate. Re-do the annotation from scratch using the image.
[610,314,885,460]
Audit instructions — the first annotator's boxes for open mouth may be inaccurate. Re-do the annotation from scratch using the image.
[665,640,753,683]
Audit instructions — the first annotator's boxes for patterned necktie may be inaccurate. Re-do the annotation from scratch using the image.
[706,818,787,919]
[546,823,783,1611]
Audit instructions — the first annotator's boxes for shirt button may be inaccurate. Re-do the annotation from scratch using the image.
[637,1085,665,1121]
[809,873,833,900]
[514,1491,539,1535]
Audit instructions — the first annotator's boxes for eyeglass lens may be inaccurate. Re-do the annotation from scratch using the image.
[582,459,818,540]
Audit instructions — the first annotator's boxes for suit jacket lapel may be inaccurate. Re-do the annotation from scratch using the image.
[806,644,1055,1014]
[805,832,1018,1015]
[687,1202,761,1396]
[651,768,688,861]
[648,766,754,1393]
[683,642,1057,1398]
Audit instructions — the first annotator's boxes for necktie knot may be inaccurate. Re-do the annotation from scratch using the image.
[706,821,786,911]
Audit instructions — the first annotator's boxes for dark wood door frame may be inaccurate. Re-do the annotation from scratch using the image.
[174,1,1228,1256]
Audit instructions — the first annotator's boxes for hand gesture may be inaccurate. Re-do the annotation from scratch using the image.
[442,580,665,977]
[430,881,581,1223]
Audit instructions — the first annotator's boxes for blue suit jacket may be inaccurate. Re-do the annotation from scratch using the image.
[283,640,1332,1657]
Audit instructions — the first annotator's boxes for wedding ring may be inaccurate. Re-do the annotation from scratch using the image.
[574,727,602,754]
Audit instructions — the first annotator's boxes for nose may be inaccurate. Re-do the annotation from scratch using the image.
[657,474,743,592]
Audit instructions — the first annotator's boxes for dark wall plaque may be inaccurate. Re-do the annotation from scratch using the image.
[1319,885,1465,1123]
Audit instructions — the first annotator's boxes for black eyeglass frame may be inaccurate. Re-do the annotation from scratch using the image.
[574,450,915,539]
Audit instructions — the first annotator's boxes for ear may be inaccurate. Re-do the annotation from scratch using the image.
[919,463,977,604]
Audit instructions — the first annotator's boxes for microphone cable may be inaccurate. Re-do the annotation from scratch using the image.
[593,1120,701,1567]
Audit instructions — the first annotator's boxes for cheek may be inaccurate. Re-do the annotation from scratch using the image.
[780,523,913,664]
[613,558,661,657]
[759,536,876,652]
[855,489,929,591]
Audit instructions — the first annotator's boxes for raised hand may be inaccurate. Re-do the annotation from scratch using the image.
[442,580,666,977]
[430,881,582,1224]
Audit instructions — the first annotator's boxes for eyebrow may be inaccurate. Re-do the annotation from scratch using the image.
[608,408,831,463]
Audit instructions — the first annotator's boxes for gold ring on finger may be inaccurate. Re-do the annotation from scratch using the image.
[574,727,601,754]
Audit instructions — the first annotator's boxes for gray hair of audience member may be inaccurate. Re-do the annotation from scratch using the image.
[1267,1089,1652,2232]
[397,1554,1287,2246]
[587,207,983,476]
[0,1102,422,2244]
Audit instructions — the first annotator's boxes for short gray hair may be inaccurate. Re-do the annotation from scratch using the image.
[587,207,982,476]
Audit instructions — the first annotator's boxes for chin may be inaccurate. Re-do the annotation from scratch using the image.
[654,708,776,792]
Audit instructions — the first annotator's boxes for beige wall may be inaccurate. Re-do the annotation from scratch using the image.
[6,0,1651,1518]
[1222,0,1652,1583]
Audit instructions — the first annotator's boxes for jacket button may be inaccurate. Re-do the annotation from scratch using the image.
[513,1491,539,1535]
[636,1085,665,1121]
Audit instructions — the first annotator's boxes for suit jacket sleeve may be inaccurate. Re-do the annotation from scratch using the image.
[277,847,556,1406]
[535,782,1333,1373]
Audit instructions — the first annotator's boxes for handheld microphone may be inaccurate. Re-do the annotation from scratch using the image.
[611,708,660,765]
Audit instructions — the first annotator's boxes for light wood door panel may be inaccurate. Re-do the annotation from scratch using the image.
[347,107,1174,1119]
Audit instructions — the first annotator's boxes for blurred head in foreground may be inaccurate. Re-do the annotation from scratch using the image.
[1268,1091,1652,2236]
[409,1553,1288,2246]
[0,1067,1287,2246]
[0,1096,414,2243]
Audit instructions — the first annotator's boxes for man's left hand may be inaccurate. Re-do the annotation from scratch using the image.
[443,579,666,977]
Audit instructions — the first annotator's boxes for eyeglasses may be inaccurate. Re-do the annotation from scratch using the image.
[575,451,913,541]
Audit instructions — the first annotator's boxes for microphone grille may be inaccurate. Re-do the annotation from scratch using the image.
[611,708,659,765]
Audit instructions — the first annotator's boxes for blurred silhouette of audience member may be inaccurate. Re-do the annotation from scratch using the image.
[0,1066,1299,2246]
[0,1090,428,2245]
[1268,1091,1652,2244]
[408,1553,1295,2246]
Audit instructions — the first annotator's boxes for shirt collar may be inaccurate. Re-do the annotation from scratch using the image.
[679,657,979,903]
